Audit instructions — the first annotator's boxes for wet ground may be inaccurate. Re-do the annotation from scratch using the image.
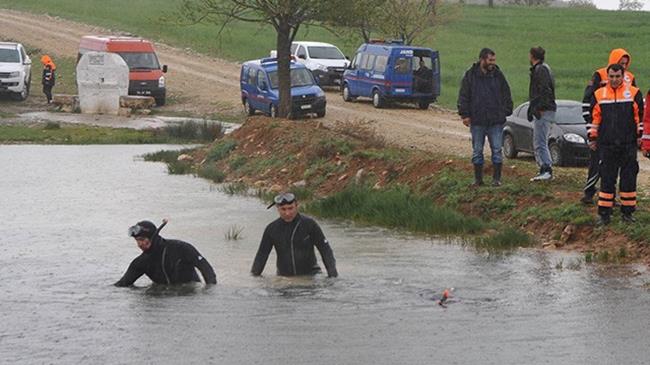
[1,145,649,364]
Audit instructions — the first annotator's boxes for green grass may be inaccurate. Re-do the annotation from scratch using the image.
[306,184,484,235]
[0,122,221,144]
[3,3,649,108]
[0,123,173,144]
[205,139,237,162]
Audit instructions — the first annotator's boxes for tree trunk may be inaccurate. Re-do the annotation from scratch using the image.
[488,0,494,7]
[276,21,292,118]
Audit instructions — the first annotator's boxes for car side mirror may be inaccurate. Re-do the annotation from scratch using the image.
[162,65,168,73]
[298,54,306,60]
[260,83,268,91]
[24,59,32,66]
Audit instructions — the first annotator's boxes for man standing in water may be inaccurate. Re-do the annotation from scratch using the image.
[251,192,338,277]
[114,220,217,287]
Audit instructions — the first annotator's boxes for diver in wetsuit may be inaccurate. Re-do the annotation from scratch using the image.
[114,220,217,287]
[251,193,338,277]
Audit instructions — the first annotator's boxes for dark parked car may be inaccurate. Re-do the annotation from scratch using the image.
[503,100,589,166]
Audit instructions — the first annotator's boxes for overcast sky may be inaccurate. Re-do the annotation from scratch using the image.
[593,0,648,10]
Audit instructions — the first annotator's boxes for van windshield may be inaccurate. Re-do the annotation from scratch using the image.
[117,52,160,70]
[0,49,20,63]
[307,46,345,60]
[267,68,315,89]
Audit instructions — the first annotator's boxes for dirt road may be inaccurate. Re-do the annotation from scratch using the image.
[0,9,471,154]
[3,8,650,187]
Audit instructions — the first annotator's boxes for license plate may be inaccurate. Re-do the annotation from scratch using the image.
[300,104,312,110]
[136,90,152,95]
[395,88,405,93]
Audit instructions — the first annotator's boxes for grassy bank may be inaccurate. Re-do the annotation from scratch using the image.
[0,120,223,144]
[142,117,650,263]
[2,2,650,107]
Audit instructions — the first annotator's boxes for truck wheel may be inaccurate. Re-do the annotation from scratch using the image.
[243,98,255,116]
[503,133,518,159]
[316,108,326,118]
[342,84,354,102]
[372,89,384,108]
[270,104,278,118]
[417,100,430,110]
[155,97,166,106]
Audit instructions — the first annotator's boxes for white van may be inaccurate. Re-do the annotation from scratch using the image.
[290,41,348,86]
[0,42,32,101]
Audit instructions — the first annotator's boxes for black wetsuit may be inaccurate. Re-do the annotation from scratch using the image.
[114,236,217,287]
[251,213,338,277]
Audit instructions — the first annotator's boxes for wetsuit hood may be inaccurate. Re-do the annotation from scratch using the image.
[608,48,631,68]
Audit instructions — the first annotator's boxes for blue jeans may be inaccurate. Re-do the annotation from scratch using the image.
[470,123,503,166]
[533,110,555,171]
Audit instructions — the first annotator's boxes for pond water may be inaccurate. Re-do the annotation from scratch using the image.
[1,145,649,364]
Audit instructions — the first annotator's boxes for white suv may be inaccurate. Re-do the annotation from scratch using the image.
[291,41,348,86]
[0,42,32,101]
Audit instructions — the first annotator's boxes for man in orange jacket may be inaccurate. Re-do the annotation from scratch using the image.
[581,49,636,204]
[588,64,643,225]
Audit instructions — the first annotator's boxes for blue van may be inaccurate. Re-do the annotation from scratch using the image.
[240,57,326,118]
[341,41,440,109]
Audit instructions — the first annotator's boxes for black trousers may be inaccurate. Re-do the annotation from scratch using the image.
[43,84,53,102]
[583,147,599,197]
[598,144,638,216]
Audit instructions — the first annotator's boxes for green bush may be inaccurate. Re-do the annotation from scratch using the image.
[206,140,237,162]
[306,185,484,235]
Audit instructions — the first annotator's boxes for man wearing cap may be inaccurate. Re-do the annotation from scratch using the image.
[114,220,217,287]
[251,193,338,277]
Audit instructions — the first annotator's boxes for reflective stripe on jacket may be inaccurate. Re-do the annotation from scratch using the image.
[590,84,643,146]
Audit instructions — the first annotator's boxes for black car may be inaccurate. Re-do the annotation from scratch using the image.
[503,100,590,167]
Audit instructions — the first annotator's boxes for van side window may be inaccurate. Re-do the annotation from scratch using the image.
[358,53,368,70]
[351,53,362,69]
[257,71,267,89]
[362,54,376,70]
[395,58,410,74]
[247,68,256,84]
[297,46,307,59]
[374,55,388,73]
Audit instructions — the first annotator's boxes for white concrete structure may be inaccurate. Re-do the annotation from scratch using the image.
[76,52,129,115]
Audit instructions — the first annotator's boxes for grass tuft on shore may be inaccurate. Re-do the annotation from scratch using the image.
[306,184,484,235]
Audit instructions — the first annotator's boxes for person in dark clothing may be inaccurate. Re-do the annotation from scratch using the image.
[580,49,636,204]
[587,64,644,225]
[251,193,338,277]
[114,220,217,287]
[40,55,56,104]
[528,46,557,181]
[413,57,432,93]
[457,48,513,187]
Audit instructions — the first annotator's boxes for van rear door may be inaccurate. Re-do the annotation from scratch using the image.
[390,49,414,97]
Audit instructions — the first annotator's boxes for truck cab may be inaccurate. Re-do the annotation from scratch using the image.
[342,40,440,109]
[290,41,348,86]
[79,36,168,106]
[0,42,32,101]
[240,57,326,118]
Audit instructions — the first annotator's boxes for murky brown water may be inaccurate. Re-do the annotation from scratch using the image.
[1,145,649,364]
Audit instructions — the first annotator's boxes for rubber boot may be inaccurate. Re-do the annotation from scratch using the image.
[492,163,502,187]
[472,164,484,187]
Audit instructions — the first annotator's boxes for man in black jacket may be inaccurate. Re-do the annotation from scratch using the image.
[114,220,217,287]
[528,46,557,181]
[458,48,513,187]
[251,193,338,277]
